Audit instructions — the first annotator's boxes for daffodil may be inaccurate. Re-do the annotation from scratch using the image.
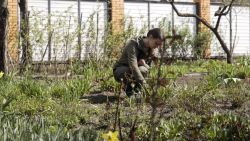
[101,131,119,141]
[0,71,4,78]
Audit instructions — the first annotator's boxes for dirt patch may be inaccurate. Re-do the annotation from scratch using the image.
[81,72,209,104]
[81,91,126,104]
[175,72,208,86]
[236,100,250,118]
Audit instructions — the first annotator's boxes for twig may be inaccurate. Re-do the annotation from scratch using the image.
[114,80,124,141]
[129,116,138,141]
[64,16,71,61]
[149,39,167,141]
[37,29,54,72]
[168,0,236,63]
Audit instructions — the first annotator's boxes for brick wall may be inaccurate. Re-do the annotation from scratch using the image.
[198,0,211,58]
[198,0,210,30]
[111,0,124,33]
[8,0,18,63]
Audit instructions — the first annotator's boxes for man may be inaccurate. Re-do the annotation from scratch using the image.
[113,28,165,97]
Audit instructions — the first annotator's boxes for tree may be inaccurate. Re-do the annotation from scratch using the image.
[0,0,8,74]
[19,0,31,73]
[167,0,236,64]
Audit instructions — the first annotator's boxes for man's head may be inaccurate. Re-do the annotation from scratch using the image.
[146,28,165,49]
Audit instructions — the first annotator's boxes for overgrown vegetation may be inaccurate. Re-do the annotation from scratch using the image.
[2,6,250,140]
[1,58,250,140]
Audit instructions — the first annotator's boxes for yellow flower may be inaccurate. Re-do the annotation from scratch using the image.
[0,72,4,78]
[101,131,119,141]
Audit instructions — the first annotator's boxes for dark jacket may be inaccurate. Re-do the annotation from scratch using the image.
[113,36,152,83]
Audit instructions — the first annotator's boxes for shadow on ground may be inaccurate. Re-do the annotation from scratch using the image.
[81,73,207,104]
[81,91,125,104]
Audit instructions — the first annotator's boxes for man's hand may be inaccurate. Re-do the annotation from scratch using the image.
[138,59,146,66]
[138,59,150,69]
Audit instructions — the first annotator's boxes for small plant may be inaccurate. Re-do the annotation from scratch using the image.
[102,131,119,141]
[170,26,193,59]
[0,71,4,78]
[192,31,212,59]
[17,79,45,98]
[202,112,250,140]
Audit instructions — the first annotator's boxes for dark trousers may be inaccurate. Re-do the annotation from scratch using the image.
[113,66,148,97]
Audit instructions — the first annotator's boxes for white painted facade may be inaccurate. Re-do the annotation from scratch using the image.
[210,4,250,57]
[28,0,107,61]
[124,2,196,56]
[172,0,194,2]
[28,0,49,61]
[124,2,196,35]
[124,2,148,33]
[231,6,250,56]
[27,0,250,61]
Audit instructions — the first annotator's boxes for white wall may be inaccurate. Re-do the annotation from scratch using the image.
[27,1,250,61]
[210,5,250,56]
[124,2,196,57]
[124,2,148,34]
[231,6,250,56]
[28,0,49,61]
[175,0,194,2]
[210,5,230,56]
[124,2,196,34]
[80,1,107,60]
[50,1,78,61]
[28,0,107,61]
[149,3,172,28]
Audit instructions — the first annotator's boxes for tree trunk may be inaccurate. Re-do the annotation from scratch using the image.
[213,31,233,64]
[169,0,235,64]
[0,0,8,74]
[19,0,31,74]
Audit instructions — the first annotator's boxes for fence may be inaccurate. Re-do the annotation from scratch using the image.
[26,0,250,62]
[28,0,107,62]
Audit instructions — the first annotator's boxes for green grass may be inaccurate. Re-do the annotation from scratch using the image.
[1,59,250,140]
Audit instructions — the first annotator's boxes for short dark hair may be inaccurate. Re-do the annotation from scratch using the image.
[147,28,165,40]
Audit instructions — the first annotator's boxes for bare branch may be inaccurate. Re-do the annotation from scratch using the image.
[168,1,214,31]
[215,0,235,16]
[168,0,234,63]
[215,5,228,17]
[215,0,236,32]
[215,6,227,30]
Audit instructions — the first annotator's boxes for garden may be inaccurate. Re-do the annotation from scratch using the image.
[1,0,250,140]
[1,57,250,140]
